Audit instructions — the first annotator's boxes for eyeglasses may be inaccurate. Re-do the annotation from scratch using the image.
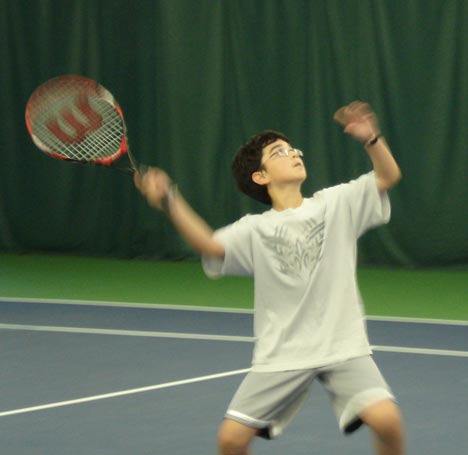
[263,147,304,164]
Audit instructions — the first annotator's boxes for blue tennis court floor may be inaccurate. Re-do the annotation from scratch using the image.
[1,299,467,454]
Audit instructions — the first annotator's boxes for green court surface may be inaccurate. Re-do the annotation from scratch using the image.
[0,253,466,320]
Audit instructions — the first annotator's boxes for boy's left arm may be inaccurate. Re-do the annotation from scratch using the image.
[334,101,402,191]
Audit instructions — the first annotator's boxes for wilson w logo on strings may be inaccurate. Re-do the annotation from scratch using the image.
[46,94,103,144]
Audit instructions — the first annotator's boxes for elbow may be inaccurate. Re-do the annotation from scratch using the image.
[377,169,402,192]
[201,239,225,259]
[392,168,403,186]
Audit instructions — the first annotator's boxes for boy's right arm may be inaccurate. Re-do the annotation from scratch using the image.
[134,168,225,258]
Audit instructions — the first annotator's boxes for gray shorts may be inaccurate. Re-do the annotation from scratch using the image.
[225,355,395,439]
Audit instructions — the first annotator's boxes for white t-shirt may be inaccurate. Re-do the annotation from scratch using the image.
[202,171,391,372]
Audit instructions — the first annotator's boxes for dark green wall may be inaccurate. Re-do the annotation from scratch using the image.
[1,0,467,266]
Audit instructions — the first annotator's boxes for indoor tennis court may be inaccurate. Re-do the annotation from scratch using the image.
[1,1,467,455]
[0,258,466,453]
[0,297,467,454]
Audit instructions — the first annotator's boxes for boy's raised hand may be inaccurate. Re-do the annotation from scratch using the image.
[134,167,172,210]
[333,101,381,144]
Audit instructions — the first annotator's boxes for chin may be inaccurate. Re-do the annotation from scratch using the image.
[297,169,307,180]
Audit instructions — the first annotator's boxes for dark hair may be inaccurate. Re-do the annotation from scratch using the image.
[231,130,290,205]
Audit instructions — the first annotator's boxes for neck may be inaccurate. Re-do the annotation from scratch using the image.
[269,185,303,211]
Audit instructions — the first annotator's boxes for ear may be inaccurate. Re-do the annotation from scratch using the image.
[252,170,270,186]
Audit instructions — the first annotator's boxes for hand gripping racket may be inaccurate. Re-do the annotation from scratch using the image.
[25,74,141,173]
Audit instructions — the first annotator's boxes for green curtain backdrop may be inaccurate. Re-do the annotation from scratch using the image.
[1,0,467,266]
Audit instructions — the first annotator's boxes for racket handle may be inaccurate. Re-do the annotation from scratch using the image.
[110,148,142,175]
[137,164,149,175]
[124,147,142,173]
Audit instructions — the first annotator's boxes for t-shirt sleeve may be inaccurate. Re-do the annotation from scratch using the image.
[201,215,255,278]
[322,171,391,238]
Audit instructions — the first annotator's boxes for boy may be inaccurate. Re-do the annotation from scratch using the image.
[134,101,405,455]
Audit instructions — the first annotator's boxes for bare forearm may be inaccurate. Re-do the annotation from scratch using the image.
[164,190,224,257]
[134,168,224,258]
[365,136,402,190]
[333,101,402,190]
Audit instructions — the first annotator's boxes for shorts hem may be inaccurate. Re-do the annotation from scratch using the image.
[225,410,276,439]
[339,388,396,434]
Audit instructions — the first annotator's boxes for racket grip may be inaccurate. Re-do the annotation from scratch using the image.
[137,164,149,175]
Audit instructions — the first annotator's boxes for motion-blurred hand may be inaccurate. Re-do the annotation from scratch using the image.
[134,167,172,210]
[333,101,381,144]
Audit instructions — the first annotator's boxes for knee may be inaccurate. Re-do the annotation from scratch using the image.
[376,411,404,442]
[218,433,245,455]
[361,400,405,442]
[217,421,255,455]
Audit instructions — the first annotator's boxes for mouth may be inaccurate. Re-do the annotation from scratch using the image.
[293,162,303,168]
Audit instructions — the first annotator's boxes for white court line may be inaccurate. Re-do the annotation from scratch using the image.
[0,368,251,418]
[371,345,468,358]
[366,315,468,326]
[0,325,466,418]
[1,296,467,325]
[0,323,467,358]
[0,296,253,314]
[0,323,255,342]
[0,345,466,420]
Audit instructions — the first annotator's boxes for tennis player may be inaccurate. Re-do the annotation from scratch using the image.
[134,101,405,455]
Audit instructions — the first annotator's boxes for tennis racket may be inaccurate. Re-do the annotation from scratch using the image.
[25,74,141,173]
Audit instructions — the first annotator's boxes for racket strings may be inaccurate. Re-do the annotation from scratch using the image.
[33,100,123,161]
[28,79,126,163]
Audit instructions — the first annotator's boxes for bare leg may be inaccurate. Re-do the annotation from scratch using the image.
[360,399,406,455]
[217,418,259,455]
